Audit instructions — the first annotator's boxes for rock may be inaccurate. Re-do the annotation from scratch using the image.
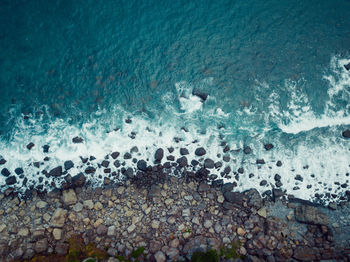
[293,246,316,261]
[53,228,62,240]
[50,208,67,227]
[27,142,35,150]
[73,202,83,212]
[5,176,16,185]
[72,136,83,143]
[192,88,208,101]
[214,223,222,233]
[107,226,116,236]
[43,145,50,153]
[344,62,350,71]
[257,208,267,218]
[36,201,48,209]
[237,227,246,236]
[276,160,282,167]
[243,146,252,154]
[223,191,243,205]
[154,251,166,262]
[342,129,350,138]
[295,174,303,181]
[198,182,210,192]
[214,161,222,168]
[203,220,213,229]
[13,247,24,259]
[127,224,136,233]
[264,143,274,150]
[148,185,161,197]
[113,160,121,168]
[154,148,164,161]
[0,158,6,165]
[272,188,284,200]
[62,189,77,205]
[111,152,120,159]
[195,147,206,156]
[64,160,74,170]
[256,159,265,164]
[83,200,94,209]
[151,220,160,229]
[125,167,133,178]
[22,249,35,260]
[15,167,24,175]
[1,168,10,177]
[18,228,30,237]
[34,238,48,253]
[55,243,69,255]
[85,166,96,174]
[71,173,86,187]
[137,160,147,171]
[204,158,215,169]
[245,189,262,209]
[177,156,188,167]
[295,205,329,225]
[238,167,244,174]
[49,166,62,177]
[180,148,189,155]
[124,152,132,159]
[97,224,108,235]
[260,180,267,186]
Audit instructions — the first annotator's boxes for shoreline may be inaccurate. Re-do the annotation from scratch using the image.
[0,166,350,261]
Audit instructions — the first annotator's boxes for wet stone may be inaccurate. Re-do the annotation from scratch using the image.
[238,167,244,174]
[124,153,132,159]
[111,151,120,159]
[195,147,206,156]
[15,168,24,175]
[42,145,50,153]
[113,160,121,168]
[180,148,189,155]
[204,158,215,169]
[177,156,188,168]
[260,180,267,186]
[137,160,147,171]
[276,160,282,167]
[71,173,86,187]
[1,168,10,177]
[243,146,252,154]
[256,159,265,164]
[85,166,96,174]
[49,166,62,177]
[342,129,350,138]
[5,176,17,185]
[26,142,35,150]
[64,160,74,170]
[264,143,274,150]
[0,159,6,165]
[72,136,83,143]
[155,148,164,161]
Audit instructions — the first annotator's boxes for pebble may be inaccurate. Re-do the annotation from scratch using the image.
[204,220,213,229]
[83,200,94,210]
[52,228,62,240]
[151,220,160,229]
[154,251,166,262]
[127,224,136,233]
[36,201,47,209]
[237,227,246,236]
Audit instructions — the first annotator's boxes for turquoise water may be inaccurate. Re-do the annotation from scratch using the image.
[0,0,350,202]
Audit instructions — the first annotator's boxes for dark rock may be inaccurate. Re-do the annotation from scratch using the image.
[111,152,120,159]
[130,146,138,153]
[34,238,48,253]
[124,153,132,159]
[104,168,111,173]
[168,147,174,153]
[342,129,350,138]
[89,156,96,161]
[26,142,35,150]
[64,160,74,170]
[272,188,284,200]
[72,136,83,143]
[214,161,222,168]
[244,189,262,209]
[15,167,24,175]
[223,145,230,153]
[33,162,40,168]
[192,88,208,101]
[85,166,96,174]
[177,156,188,167]
[148,185,161,197]
[195,147,206,156]
[238,167,244,174]
[293,246,316,261]
[196,167,210,178]
[260,180,267,186]
[224,191,243,205]
[256,159,265,164]
[223,166,231,174]
[295,205,329,225]
[191,159,199,166]
[125,167,134,178]
[275,181,283,187]
[276,160,282,167]
[1,168,10,177]
[264,143,274,150]
[274,174,281,181]
[125,118,132,124]
[204,158,215,169]
[49,166,62,176]
[167,155,175,161]
[212,179,223,187]
[42,145,50,153]
[223,155,230,162]
[80,156,88,163]
[137,160,147,171]
[113,160,121,168]
[344,62,350,71]
[0,158,6,165]
[295,174,303,182]
[5,176,17,185]
[222,201,236,210]
[101,160,109,168]
[249,173,254,178]
[71,173,86,187]
[198,182,210,192]
[180,148,189,155]
[243,146,252,154]
[155,148,164,161]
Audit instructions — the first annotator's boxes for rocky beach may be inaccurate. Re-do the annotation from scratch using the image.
[1,139,350,261]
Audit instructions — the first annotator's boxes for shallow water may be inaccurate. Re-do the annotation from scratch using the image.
[0,0,350,202]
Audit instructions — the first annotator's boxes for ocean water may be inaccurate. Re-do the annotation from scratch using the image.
[0,0,350,203]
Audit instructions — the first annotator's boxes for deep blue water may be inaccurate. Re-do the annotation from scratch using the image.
[0,0,350,202]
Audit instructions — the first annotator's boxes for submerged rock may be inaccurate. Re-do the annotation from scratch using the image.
[49,166,63,177]
[243,146,252,154]
[72,136,83,143]
[192,88,208,101]
[342,129,350,138]
[26,142,34,150]
[264,143,274,150]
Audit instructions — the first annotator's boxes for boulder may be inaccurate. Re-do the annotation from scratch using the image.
[50,208,67,227]
[62,189,77,205]
[85,166,96,174]
[293,246,316,261]
[295,205,329,225]
[71,173,86,187]
[125,167,134,178]
[15,168,24,175]
[192,88,208,101]
[5,176,17,185]
[137,160,147,171]
[26,142,34,150]
[180,148,189,155]
[342,129,350,138]
[64,160,74,170]
[111,151,120,159]
[195,147,206,156]
[154,148,164,162]
[223,191,244,206]
[1,168,10,177]
[72,136,83,143]
[204,158,215,169]
[177,156,188,167]
[49,166,62,176]
[101,160,109,168]
[34,238,48,253]
[0,158,6,165]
